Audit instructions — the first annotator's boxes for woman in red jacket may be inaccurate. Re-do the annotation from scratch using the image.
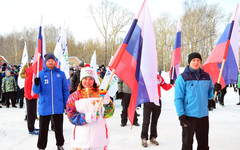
[141,70,173,147]
[20,58,39,135]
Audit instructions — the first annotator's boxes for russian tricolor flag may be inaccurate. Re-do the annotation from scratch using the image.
[32,16,46,96]
[169,19,181,81]
[109,0,159,125]
[202,4,239,88]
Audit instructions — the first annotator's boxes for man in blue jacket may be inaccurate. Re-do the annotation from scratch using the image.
[174,52,221,150]
[33,53,70,150]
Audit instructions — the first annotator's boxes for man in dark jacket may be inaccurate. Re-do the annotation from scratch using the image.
[33,53,70,150]
[118,78,139,127]
[71,61,84,92]
[174,52,221,150]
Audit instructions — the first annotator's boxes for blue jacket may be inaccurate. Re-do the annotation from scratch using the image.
[174,66,214,118]
[33,67,70,116]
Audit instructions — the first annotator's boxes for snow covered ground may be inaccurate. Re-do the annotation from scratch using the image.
[0,71,240,150]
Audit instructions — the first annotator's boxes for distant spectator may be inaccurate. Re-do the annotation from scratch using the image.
[1,70,17,108]
[71,61,84,92]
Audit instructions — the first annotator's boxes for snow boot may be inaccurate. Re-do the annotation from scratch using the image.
[142,138,148,147]
[150,138,159,146]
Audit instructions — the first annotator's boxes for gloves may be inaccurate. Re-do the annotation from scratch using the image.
[170,79,175,85]
[100,90,107,97]
[214,83,221,92]
[85,112,99,123]
[179,115,190,127]
[35,77,41,86]
[100,90,111,104]
[116,91,123,99]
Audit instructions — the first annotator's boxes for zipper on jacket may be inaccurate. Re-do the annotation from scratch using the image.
[51,70,54,114]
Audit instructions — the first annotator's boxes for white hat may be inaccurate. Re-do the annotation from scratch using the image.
[80,67,95,81]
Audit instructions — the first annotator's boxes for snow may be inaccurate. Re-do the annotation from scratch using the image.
[0,71,240,150]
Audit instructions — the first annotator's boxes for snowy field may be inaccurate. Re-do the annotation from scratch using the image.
[0,71,240,150]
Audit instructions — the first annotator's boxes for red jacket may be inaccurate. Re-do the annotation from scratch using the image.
[24,64,38,100]
[157,74,172,99]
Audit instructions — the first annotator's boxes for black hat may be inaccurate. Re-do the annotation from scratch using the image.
[159,69,162,75]
[44,53,55,62]
[188,52,202,64]
[79,61,84,67]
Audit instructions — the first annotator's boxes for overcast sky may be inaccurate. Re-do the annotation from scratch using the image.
[0,0,238,42]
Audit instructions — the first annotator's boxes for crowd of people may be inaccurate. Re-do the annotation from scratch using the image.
[0,52,240,150]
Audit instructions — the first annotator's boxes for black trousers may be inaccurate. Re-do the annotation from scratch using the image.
[37,114,64,149]
[19,88,24,108]
[121,93,138,124]
[5,92,16,107]
[182,116,209,150]
[141,100,162,140]
[26,98,37,132]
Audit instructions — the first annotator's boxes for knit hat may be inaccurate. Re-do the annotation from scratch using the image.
[159,69,162,75]
[80,67,95,81]
[79,61,85,67]
[44,53,55,62]
[188,52,202,64]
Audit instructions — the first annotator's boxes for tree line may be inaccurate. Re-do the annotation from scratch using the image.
[0,0,237,71]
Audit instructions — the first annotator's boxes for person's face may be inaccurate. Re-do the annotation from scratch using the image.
[46,59,55,69]
[6,71,10,76]
[189,58,201,70]
[78,66,83,70]
[82,77,94,88]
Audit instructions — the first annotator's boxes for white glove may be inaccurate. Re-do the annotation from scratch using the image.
[85,112,97,123]
[103,92,111,104]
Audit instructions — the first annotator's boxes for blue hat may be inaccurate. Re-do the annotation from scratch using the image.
[44,53,55,62]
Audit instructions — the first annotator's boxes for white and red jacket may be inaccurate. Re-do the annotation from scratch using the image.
[66,87,114,149]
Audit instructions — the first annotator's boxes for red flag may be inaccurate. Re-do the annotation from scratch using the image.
[31,17,46,96]
[202,4,239,88]
[169,19,181,80]
[109,0,159,126]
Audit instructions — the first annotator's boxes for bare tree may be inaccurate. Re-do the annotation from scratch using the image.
[89,0,134,65]
[182,0,224,65]
[154,13,176,71]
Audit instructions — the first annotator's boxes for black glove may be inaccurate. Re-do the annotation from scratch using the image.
[214,83,221,92]
[116,91,123,99]
[170,79,175,85]
[179,115,190,127]
[34,77,41,86]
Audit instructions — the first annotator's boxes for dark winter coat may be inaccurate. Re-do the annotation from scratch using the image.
[33,67,70,116]
[71,69,80,92]
[174,66,214,118]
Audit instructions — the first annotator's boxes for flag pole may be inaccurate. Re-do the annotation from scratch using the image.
[213,4,238,101]
[171,66,175,79]
[96,69,115,112]
[37,16,43,78]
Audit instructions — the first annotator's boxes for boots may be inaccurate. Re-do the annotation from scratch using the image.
[142,138,148,147]
[150,138,159,146]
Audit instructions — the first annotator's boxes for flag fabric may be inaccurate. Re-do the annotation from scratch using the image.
[90,51,100,86]
[99,56,119,97]
[18,42,28,89]
[169,19,181,80]
[202,5,239,88]
[54,23,70,86]
[109,0,159,125]
[31,17,46,96]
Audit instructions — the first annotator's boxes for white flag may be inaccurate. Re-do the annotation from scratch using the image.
[54,22,70,80]
[90,50,100,85]
[18,42,28,89]
[99,56,118,97]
